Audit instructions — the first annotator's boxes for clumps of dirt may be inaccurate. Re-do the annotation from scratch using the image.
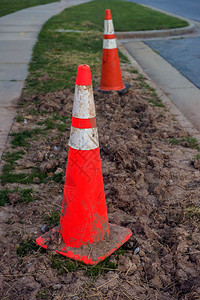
[191,157,200,170]
[7,192,22,205]
[0,66,200,299]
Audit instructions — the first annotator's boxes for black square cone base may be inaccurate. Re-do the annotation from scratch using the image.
[97,83,131,95]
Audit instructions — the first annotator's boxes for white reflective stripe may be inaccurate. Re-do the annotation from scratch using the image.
[103,38,117,49]
[72,84,96,119]
[69,127,99,150]
[104,20,114,35]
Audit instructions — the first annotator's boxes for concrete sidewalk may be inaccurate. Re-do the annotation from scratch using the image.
[0,0,90,161]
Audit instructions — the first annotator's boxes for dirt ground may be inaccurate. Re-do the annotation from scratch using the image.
[0,64,200,300]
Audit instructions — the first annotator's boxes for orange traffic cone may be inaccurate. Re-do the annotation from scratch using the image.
[100,9,130,94]
[36,65,132,265]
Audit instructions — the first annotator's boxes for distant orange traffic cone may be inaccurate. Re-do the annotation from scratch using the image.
[36,65,132,265]
[100,9,130,94]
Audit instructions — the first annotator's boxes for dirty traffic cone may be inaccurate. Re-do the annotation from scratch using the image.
[36,65,132,265]
[100,9,130,94]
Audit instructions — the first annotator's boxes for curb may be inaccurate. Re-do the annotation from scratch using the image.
[117,40,200,144]
[116,23,196,39]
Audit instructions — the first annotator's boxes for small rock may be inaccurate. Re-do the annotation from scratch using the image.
[41,225,49,234]
[109,122,118,131]
[25,115,33,120]
[132,135,138,141]
[8,193,21,204]
[33,177,40,183]
[151,274,163,289]
[134,247,140,255]
[53,284,62,290]
[36,151,44,162]
[55,167,64,175]
[191,158,200,169]
[118,255,132,272]
[162,132,168,139]
[129,242,134,247]
[27,263,32,267]
[40,159,58,172]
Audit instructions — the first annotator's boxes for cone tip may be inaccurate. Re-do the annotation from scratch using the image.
[105,9,112,20]
[76,64,92,86]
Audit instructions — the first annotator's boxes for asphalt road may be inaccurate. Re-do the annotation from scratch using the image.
[145,37,200,89]
[128,0,200,21]
[127,0,200,89]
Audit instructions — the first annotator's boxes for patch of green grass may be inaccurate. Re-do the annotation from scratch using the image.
[25,32,103,94]
[114,248,125,259]
[0,189,11,206]
[44,118,56,130]
[0,188,34,206]
[57,123,67,132]
[11,128,43,148]
[17,238,39,257]
[137,74,164,107]
[118,50,129,63]
[52,173,63,183]
[2,150,25,164]
[168,137,200,150]
[16,114,24,122]
[28,108,39,115]
[51,256,82,274]
[11,131,32,147]
[44,210,60,226]
[1,150,26,185]
[131,69,139,74]
[194,153,200,160]
[1,169,48,185]
[0,0,59,18]
[185,206,200,219]
[84,258,117,277]
[153,49,160,55]
[1,149,48,185]
[45,0,188,32]
[36,116,68,132]
[36,289,50,299]
[51,114,70,122]
[20,188,34,203]
[1,149,60,185]
[148,98,164,108]
[51,255,117,277]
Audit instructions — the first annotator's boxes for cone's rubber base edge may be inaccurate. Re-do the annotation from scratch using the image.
[36,223,132,265]
[97,83,130,95]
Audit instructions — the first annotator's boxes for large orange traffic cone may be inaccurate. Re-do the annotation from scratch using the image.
[100,9,130,94]
[36,65,132,265]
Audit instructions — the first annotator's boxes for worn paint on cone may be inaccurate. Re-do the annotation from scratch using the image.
[100,9,125,92]
[36,65,132,265]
